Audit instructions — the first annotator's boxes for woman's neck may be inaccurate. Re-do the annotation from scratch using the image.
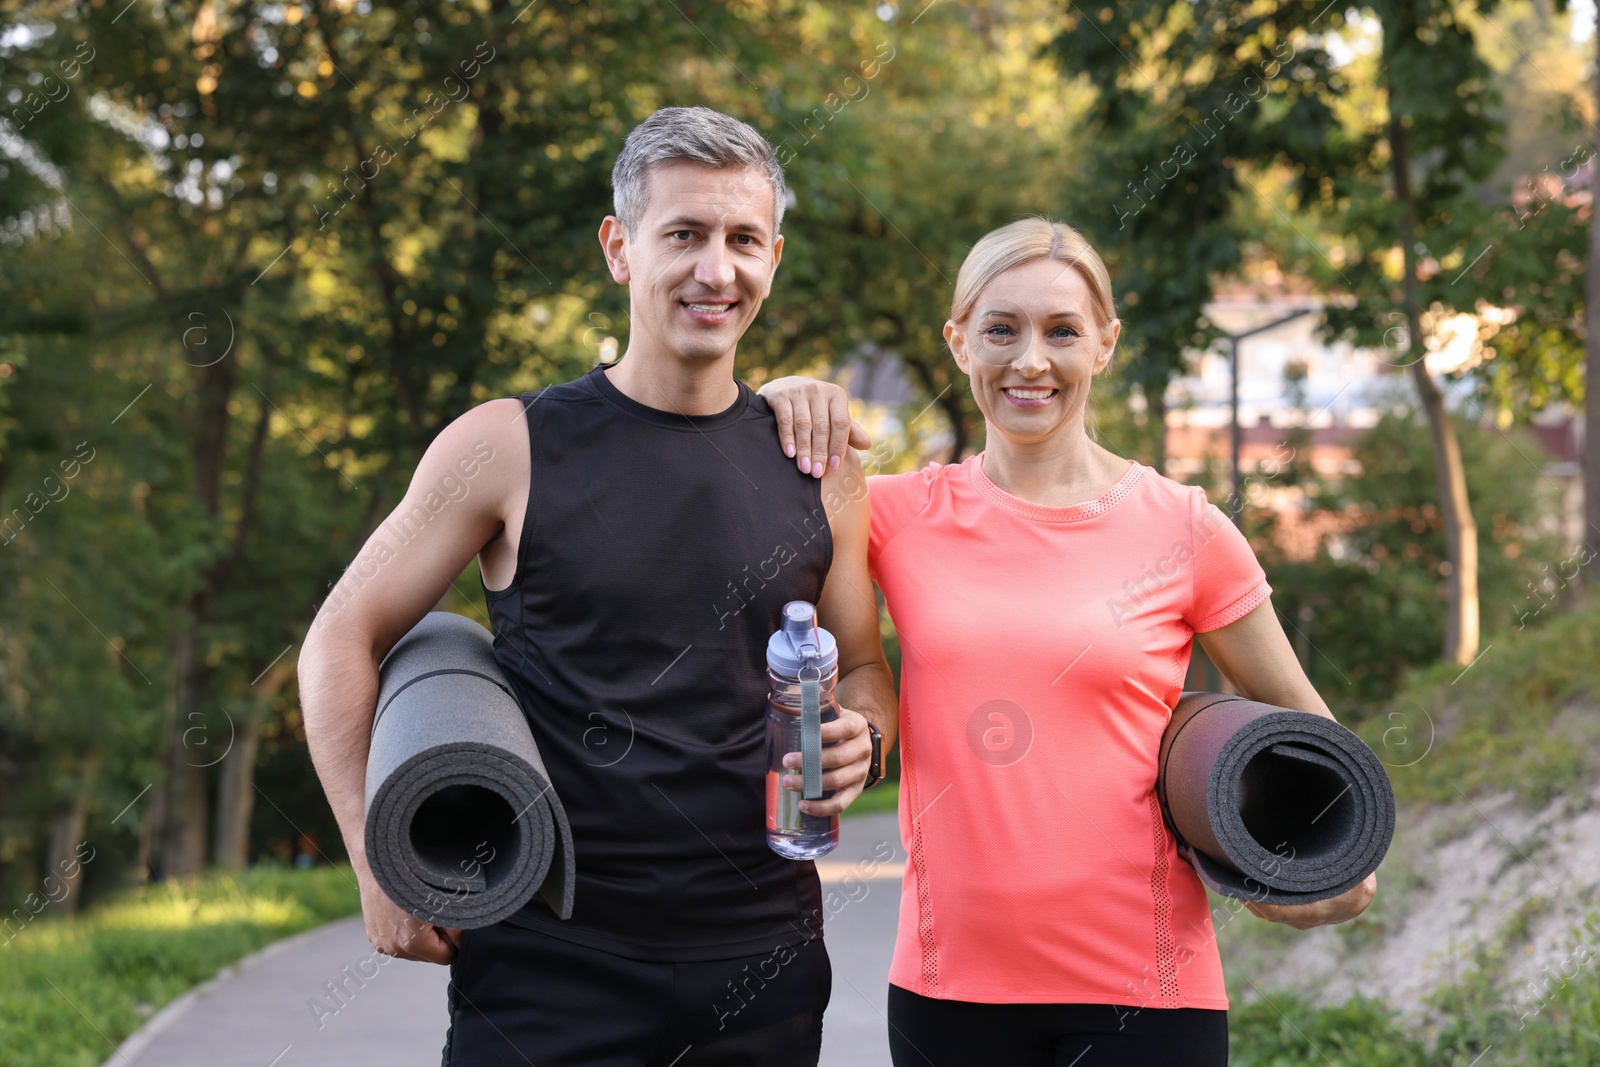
[979,426,1128,507]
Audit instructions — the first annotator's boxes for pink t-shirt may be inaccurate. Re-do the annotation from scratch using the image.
[867,453,1271,1008]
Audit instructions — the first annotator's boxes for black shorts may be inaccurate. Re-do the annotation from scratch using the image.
[887,983,1228,1067]
[441,920,832,1066]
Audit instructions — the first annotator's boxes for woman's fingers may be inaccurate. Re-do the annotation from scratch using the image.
[757,376,867,475]
[1245,873,1377,929]
[791,402,815,474]
[808,394,832,478]
[847,418,872,452]
[769,392,798,459]
[825,390,858,474]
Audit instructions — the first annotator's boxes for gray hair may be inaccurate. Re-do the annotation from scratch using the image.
[611,106,787,236]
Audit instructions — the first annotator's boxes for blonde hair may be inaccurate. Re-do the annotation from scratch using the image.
[949,217,1116,328]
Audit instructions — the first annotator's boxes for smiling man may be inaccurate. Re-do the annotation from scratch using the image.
[298,106,898,1066]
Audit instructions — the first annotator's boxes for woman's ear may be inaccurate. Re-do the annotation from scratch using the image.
[1093,318,1121,375]
[945,319,971,374]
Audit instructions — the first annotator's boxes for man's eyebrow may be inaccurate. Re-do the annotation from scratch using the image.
[659,214,770,238]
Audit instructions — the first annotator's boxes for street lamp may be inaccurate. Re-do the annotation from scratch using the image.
[1221,307,1317,527]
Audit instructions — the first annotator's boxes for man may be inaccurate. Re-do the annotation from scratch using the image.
[298,106,898,1066]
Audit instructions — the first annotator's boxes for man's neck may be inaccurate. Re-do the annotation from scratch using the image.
[603,343,741,416]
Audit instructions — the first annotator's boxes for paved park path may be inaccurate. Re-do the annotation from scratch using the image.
[107,812,906,1067]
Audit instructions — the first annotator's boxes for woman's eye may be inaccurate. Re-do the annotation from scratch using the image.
[985,325,1012,338]
[1051,327,1080,340]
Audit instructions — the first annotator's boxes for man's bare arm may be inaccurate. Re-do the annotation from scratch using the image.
[298,397,527,962]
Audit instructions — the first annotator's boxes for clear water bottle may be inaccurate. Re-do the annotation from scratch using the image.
[765,600,841,859]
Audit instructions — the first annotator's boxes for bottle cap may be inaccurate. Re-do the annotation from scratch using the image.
[766,600,839,678]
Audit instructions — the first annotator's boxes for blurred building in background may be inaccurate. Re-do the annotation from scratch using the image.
[1165,283,1583,545]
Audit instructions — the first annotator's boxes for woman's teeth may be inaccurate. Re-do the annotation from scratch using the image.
[1003,387,1057,400]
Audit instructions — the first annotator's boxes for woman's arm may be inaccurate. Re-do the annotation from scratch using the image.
[1196,602,1378,930]
[1196,602,1333,720]
[756,376,871,478]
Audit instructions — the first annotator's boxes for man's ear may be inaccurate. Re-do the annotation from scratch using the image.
[757,232,783,299]
[599,216,631,284]
[945,320,970,374]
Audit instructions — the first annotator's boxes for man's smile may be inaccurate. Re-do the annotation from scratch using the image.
[681,299,739,324]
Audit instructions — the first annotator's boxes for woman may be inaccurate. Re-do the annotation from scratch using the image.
[757,218,1375,1066]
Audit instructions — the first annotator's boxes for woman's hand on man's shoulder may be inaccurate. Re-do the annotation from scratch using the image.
[758,376,871,478]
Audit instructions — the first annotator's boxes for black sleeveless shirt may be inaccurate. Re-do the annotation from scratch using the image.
[482,363,832,961]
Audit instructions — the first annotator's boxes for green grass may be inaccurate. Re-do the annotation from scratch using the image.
[1231,995,1430,1066]
[1353,599,1600,809]
[1,864,361,1067]
[1229,951,1600,1066]
[842,779,900,818]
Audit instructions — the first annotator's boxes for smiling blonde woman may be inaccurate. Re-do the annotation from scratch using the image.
[759,217,1375,1067]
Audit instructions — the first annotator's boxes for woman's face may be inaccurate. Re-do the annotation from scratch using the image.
[945,257,1120,447]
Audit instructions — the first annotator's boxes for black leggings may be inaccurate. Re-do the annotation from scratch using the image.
[887,984,1228,1067]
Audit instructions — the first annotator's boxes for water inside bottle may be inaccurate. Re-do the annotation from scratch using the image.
[765,695,840,859]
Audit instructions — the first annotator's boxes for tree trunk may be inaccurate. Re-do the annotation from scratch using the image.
[1584,8,1600,589]
[212,646,298,871]
[941,385,970,461]
[1389,101,1480,665]
[44,750,100,915]
[156,622,209,878]
[1147,381,1168,476]
[153,323,241,877]
[211,716,261,873]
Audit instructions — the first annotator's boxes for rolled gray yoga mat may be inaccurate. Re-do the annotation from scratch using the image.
[1157,691,1394,906]
[365,611,575,928]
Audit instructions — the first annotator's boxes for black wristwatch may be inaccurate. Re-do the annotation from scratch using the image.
[863,721,884,789]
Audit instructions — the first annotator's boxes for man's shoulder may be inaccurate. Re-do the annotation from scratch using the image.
[512,372,603,410]
[461,375,602,437]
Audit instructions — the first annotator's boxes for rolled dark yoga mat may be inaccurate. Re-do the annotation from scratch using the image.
[365,611,575,928]
[1157,691,1394,906]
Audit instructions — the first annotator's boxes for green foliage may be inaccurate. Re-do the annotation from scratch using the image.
[0,865,359,1067]
[1359,592,1600,809]
[1251,410,1563,708]
[1228,945,1600,1066]
[1228,908,1600,1065]
[1051,0,1350,448]
[1231,995,1428,1066]
[0,0,1098,895]
[842,779,900,819]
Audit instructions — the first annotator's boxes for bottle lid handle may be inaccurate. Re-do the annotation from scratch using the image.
[800,666,824,801]
[783,602,825,800]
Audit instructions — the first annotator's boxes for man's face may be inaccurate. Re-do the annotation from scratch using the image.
[600,161,783,363]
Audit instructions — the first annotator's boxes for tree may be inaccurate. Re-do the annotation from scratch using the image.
[0,0,1089,897]
[1056,0,1538,665]
[1253,410,1561,708]
[1306,1,1516,667]
[1050,1,1348,471]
